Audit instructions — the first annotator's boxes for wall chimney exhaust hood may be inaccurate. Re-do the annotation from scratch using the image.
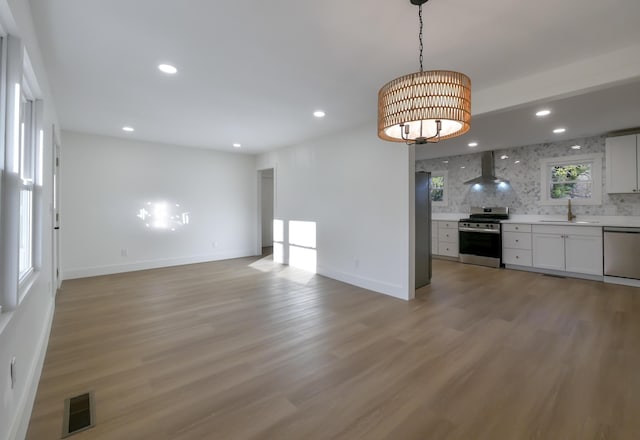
[464,151,510,185]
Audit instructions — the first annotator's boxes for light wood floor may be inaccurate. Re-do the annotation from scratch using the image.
[27,256,640,439]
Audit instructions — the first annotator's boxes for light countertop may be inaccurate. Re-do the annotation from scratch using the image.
[504,215,640,228]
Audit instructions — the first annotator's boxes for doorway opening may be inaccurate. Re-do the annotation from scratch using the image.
[258,168,274,257]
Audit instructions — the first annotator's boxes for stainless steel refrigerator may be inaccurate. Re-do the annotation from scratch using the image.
[415,171,432,288]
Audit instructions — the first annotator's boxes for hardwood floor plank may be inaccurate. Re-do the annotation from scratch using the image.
[26,257,640,439]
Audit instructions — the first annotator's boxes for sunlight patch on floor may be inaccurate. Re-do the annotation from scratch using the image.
[248,254,316,285]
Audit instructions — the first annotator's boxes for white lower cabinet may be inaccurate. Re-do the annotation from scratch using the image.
[503,248,533,266]
[502,223,533,267]
[431,222,438,254]
[532,225,603,276]
[432,220,459,258]
[532,233,566,271]
[564,235,604,275]
[431,225,438,254]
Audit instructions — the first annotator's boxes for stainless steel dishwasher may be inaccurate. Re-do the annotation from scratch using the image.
[603,227,640,280]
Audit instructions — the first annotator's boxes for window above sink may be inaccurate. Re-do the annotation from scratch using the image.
[539,154,603,205]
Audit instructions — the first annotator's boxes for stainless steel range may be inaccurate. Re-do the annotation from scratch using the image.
[459,207,509,268]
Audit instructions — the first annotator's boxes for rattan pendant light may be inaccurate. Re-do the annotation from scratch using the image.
[378,0,471,145]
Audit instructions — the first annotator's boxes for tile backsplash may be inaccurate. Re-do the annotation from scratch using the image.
[415,135,640,216]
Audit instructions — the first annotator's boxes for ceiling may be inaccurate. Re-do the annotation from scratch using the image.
[416,78,640,160]
[28,0,640,155]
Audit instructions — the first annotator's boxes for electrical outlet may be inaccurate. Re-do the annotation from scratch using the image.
[212,241,218,248]
[10,357,16,389]
[354,258,360,269]
[120,248,128,257]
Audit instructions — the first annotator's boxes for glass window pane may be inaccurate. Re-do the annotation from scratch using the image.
[550,163,592,183]
[550,182,592,200]
[20,98,35,182]
[431,176,444,202]
[19,188,33,278]
[548,162,593,200]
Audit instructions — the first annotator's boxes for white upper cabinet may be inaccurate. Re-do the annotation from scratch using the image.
[606,134,639,193]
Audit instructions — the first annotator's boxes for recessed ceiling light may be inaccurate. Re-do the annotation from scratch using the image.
[571,145,581,150]
[553,128,566,134]
[122,126,134,132]
[536,109,551,117]
[460,166,466,169]
[313,110,326,118]
[442,160,449,164]
[468,142,478,147]
[233,143,241,148]
[158,64,178,74]
[514,160,521,164]
[500,155,509,160]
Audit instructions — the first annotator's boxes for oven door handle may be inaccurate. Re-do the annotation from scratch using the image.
[458,227,501,234]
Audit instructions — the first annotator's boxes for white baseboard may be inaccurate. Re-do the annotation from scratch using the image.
[8,302,55,440]
[604,276,640,288]
[63,249,257,280]
[504,264,604,282]
[317,265,408,300]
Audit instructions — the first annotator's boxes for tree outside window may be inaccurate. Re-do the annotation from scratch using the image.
[550,163,592,200]
[429,171,448,206]
[431,175,445,202]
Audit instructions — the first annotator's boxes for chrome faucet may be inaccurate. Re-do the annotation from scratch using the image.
[567,199,576,222]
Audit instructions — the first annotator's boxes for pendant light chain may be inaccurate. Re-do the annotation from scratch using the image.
[418,3,424,72]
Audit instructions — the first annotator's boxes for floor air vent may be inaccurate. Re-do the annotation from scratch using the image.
[62,392,95,438]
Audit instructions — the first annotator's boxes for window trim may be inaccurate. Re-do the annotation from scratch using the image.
[1,39,44,313]
[430,170,448,207]
[18,267,36,303]
[539,153,602,205]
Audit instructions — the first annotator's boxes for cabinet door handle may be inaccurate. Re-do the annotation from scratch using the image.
[515,227,519,230]
[515,239,519,243]
[516,256,519,259]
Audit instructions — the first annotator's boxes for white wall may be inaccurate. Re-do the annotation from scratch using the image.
[0,1,60,440]
[257,124,414,300]
[61,131,258,279]
[260,171,274,247]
